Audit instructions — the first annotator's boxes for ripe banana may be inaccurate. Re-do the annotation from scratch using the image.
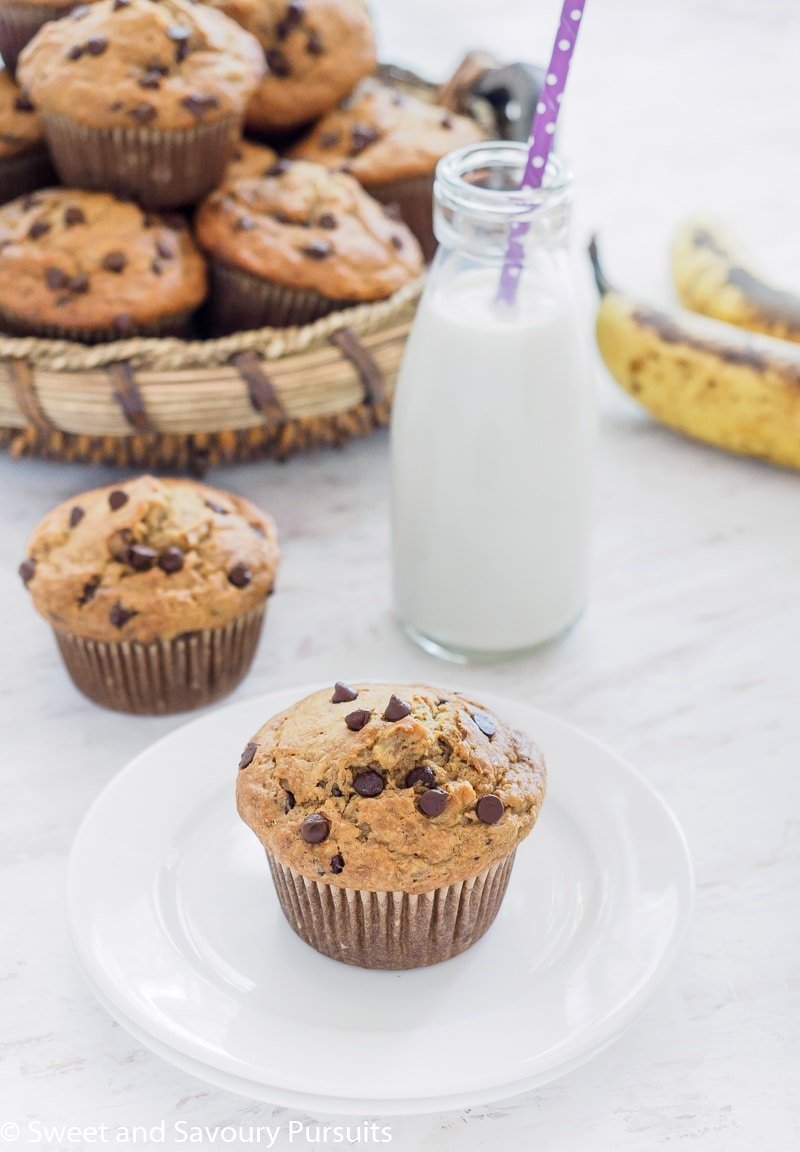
[591,238,800,470]
[672,219,800,342]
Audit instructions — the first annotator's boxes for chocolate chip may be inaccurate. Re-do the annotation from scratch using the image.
[69,273,89,294]
[234,215,255,232]
[275,17,292,39]
[86,36,107,55]
[318,131,340,150]
[69,506,84,528]
[125,543,157,571]
[331,785,342,797]
[113,313,135,335]
[266,159,290,177]
[301,240,332,260]
[139,71,162,90]
[112,0,130,8]
[156,239,173,259]
[317,212,337,229]
[285,790,296,811]
[22,193,41,209]
[78,577,100,605]
[108,489,129,510]
[239,742,257,770]
[418,788,448,817]
[286,0,305,22]
[45,267,68,291]
[472,711,496,738]
[332,681,358,703]
[476,795,504,824]
[306,29,324,55]
[102,251,127,273]
[390,234,403,250]
[345,709,371,732]
[300,813,330,843]
[353,770,384,798]
[28,220,50,239]
[64,205,86,227]
[330,853,345,874]
[273,210,292,225]
[14,93,35,113]
[265,47,291,77]
[205,499,228,514]
[405,765,436,789]
[66,45,84,60]
[182,93,219,118]
[109,101,123,112]
[228,562,252,588]
[350,123,379,154]
[109,602,138,628]
[158,546,184,573]
[130,103,156,125]
[151,259,162,275]
[18,558,35,585]
[383,694,411,722]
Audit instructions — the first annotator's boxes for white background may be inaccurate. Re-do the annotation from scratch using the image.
[2,0,799,1149]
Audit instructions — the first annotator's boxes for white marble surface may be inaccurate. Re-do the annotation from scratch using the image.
[2,0,800,1148]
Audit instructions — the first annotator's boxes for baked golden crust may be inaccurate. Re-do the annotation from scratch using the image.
[21,475,279,643]
[237,683,546,894]
[17,0,264,132]
[0,67,44,159]
[290,78,487,186]
[223,137,278,183]
[0,188,206,331]
[196,159,422,300]
[208,0,376,133]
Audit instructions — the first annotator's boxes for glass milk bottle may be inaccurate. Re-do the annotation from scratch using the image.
[391,141,594,661]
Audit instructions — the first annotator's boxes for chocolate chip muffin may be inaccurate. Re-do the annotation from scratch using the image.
[0,66,54,204]
[17,0,265,207]
[0,188,207,341]
[291,78,488,259]
[208,0,376,136]
[0,0,101,74]
[223,136,278,184]
[237,682,546,968]
[196,158,423,331]
[20,475,279,714]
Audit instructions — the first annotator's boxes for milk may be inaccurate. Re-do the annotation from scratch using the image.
[391,262,594,658]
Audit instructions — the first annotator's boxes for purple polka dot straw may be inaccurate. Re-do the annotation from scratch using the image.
[496,0,586,307]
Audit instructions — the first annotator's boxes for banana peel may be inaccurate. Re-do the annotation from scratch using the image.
[591,238,800,470]
[672,219,800,342]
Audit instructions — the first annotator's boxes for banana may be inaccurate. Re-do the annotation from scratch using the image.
[590,238,800,470]
[672,219,800,342]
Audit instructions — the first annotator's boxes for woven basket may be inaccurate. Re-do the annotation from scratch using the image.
[0,56,526,472]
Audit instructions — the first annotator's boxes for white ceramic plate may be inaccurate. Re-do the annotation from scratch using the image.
[69,685,694,1115]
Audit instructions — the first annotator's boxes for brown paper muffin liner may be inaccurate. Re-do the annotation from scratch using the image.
[267,849,516,970]
[40,112,241,208]
[209,258,356,334]
[0,146,56,205]
[0,2,69,73]
[0,304,194,343]
[52,604,265,715]
[368,172,436,263]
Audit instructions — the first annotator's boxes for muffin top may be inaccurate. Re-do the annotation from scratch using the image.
[0,188,207,331]
[17,0,264,131]
[237,682,546,893]
[196,159,423,301]
[290,78,487,185]
[19,475,279,643]
[223,137,278,184]
[208,0,376,133]
[0,69,44,159]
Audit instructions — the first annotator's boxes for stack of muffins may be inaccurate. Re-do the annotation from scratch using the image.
[0,0,489,340]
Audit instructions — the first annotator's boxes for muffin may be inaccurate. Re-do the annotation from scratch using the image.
[291,78,488,259]
[17,0,265,207]
[208,0,376,136]
[222,136,277,184]
[19,475,279,714]
[0,0,102,74]
[0,188,207,341]
[0,66,54,204]
[195,159,423,332]
[237,682,546,969]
